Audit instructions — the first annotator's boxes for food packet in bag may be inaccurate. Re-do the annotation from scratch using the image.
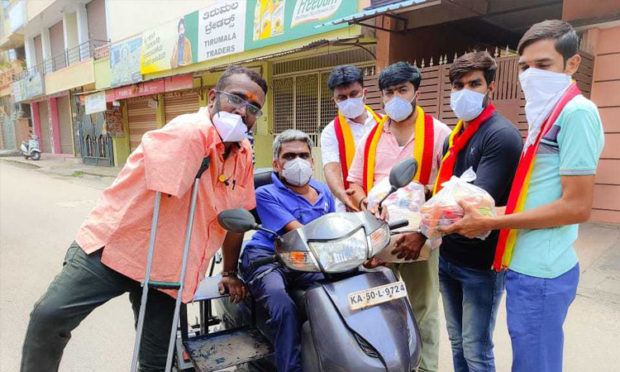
[366,178,432,263]
[420,168,496,240]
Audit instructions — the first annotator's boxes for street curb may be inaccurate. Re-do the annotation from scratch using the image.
[0,158,42,169]
[0,158,119,178]
[0,150,22,157]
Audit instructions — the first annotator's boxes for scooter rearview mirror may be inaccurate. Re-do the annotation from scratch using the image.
[377,158,419,212]
[389,158,418,189]
[217,209,257,233]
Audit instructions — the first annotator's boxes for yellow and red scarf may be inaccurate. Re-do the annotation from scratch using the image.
[433,103,496,194]
[334,106,382,189]
[362,106,434,193]
[493,83,581,271]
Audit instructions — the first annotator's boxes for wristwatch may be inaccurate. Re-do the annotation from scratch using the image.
[221,270,238,278]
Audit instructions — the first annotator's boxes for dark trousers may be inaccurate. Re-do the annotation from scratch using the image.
[439,256,506,372]
[21,242,175,372]
[244,264,322,372]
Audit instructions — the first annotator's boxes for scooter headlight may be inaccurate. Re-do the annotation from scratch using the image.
[309,228,367,273]
[279,251,320,272]
[368,224,390,256]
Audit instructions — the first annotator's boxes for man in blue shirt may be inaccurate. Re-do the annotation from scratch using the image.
[240,129,335,372]
[443,20,605,372]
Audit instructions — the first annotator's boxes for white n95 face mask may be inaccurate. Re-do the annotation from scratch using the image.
[213,111,248,142]
[450,89,486,121]
[384,95,415,122]
[281,157,313,186]
[337,97,366,119]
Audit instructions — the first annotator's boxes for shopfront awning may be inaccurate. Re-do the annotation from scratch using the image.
[316,0,440,33]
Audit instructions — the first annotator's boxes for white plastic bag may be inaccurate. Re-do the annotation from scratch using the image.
[420,168,496,240]
[366,178,431,263]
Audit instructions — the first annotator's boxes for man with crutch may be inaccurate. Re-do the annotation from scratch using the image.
[21,65,267,372]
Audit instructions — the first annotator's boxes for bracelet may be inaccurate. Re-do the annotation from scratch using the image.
[221,270,238,277]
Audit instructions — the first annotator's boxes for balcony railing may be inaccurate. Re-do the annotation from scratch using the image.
[15,39,109,80]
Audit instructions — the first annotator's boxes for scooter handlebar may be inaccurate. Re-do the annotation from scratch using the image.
[249,255,278,271]
[388,219,409,230]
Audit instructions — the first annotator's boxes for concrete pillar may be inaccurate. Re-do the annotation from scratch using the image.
[31,103,42,150]
[76,3,90,60]
[41,28,52,73]
[49,97,62,154]
[63,11,79,64]
[24,37,36,69]
[62,12,70,52]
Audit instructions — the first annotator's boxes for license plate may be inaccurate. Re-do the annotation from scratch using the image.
[348,281,407,311]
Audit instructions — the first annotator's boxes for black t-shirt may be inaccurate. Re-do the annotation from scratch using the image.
[439,111,523,270]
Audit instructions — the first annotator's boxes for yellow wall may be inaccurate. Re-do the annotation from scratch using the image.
[254,60,273,168]
[112,101,131,167]
[94,56,111,90]
[45,58,95,95]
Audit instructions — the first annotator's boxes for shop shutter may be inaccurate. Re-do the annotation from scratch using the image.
[127,97,157,152]
[164,90,200,124]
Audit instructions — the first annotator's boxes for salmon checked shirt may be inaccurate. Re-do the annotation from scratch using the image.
[75,107,256,303]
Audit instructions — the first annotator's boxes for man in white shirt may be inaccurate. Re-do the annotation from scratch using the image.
[320,65,383,212]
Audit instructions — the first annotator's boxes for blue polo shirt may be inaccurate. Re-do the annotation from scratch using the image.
[240,173,335,273]
[510,95,604,278]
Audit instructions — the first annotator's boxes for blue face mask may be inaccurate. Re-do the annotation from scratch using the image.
[450,89,487,121]
[384,94,416,122]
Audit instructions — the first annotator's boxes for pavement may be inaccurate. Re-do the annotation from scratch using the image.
[1,156,620,371]
[0,152,121,179]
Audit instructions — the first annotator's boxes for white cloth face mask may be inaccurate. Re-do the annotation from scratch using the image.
[519,68,571,148]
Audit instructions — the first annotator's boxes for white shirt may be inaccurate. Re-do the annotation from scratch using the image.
[320,109,379,211]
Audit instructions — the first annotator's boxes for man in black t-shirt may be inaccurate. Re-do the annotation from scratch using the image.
[437,51,522,371]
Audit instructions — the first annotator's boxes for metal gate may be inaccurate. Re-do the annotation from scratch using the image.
[272,66,375,145]
[271,48,376,144]
[75,96,114,166]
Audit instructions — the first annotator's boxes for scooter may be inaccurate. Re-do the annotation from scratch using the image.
[175,158,422,371]
[20,134,41,161]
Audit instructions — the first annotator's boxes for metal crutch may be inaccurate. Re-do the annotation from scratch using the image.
[130,157,211,372]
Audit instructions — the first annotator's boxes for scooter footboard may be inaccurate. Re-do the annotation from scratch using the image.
[304,267,421,372]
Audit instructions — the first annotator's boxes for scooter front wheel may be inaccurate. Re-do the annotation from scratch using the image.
[31,152,40,160]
